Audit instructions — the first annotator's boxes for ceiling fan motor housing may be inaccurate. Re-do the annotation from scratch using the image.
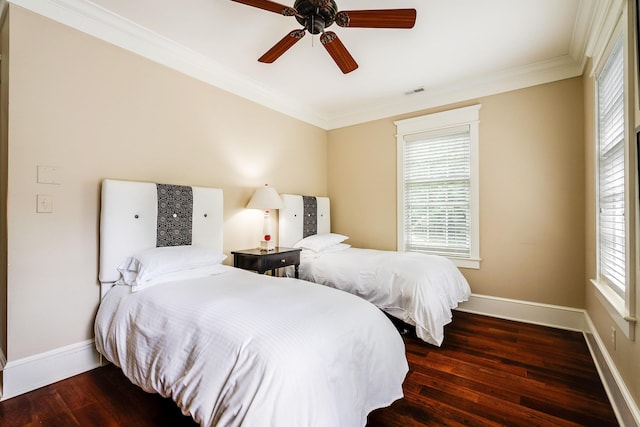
[293,0,338,34]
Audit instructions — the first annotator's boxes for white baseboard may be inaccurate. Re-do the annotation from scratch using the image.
[456,293,639,427]
[456,293,588,331]
[584,314,640,427]
[0,348,6,398]
[1,339,101,401]
[0,295,638,426]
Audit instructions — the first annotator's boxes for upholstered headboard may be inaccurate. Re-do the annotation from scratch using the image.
[99,179,223,289]
[279,194,330,248]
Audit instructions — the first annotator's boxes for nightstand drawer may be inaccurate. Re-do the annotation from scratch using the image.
[232,247,301,278]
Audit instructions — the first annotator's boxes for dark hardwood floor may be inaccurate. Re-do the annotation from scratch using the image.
[0,311,618,426]
[368,311,617,426]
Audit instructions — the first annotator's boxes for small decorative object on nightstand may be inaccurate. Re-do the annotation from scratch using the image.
[232,247,301,278]
[246,184,284,251]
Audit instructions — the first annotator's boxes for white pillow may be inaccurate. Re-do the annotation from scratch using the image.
[117,245,227,288]
[130,263,230,292]
[300,243,351,259]
[293,233,348,252]
[321,243,351,253]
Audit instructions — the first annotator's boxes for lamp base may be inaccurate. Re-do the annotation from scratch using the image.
[260,240,276,251]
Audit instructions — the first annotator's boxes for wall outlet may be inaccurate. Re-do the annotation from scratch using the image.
[36,194,53,213]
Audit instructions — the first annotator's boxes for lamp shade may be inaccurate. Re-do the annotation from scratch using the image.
[246,184,284,210]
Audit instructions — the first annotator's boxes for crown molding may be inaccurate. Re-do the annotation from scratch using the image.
[570,0,598,71]
[8,0,606,130]
[327,54,584,129]
[8,0,330,129]
[327,0,608,128]
[583,0,624,75]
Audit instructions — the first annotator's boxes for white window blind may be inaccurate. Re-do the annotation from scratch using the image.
[403,125,471,257]
[597,35,625,297]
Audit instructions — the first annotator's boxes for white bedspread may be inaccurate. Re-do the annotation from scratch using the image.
[95,266,408,427]
[299,248,471,346]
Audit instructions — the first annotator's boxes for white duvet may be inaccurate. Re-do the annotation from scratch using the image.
[95,266,408,427]
[298,248,471,346]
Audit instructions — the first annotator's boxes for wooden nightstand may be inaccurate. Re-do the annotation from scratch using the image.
[231,247,301,278]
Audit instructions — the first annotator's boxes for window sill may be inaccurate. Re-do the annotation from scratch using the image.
[590,279,636,340]
[405,250,480,269]
[451,257,480,270]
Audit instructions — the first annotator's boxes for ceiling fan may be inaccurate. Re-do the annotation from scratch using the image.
[230,0,417,74]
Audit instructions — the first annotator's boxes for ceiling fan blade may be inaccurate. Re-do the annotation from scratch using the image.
[336,9,416,29]
[320,31,358,74]
[258,30,306,63]
[230,0,296,16]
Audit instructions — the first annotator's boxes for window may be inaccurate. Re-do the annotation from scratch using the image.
[591,10,636,340]
[395,105,480,269]
[596,34,625,298]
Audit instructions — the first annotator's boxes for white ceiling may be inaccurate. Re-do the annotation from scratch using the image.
[9,0,613,129]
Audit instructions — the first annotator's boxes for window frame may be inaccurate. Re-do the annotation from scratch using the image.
[591,7,637,340]
[395,105,481,269]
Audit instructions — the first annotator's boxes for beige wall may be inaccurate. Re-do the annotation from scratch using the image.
[5,5,327,361]
[328,78,586,308]
[327,119,398,250]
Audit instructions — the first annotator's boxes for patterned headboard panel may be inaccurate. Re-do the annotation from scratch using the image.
[98,179,223,284]
[156,184,193,247]
[279,194,331,248]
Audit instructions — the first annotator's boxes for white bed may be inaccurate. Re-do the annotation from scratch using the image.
[94,179,408,427]
[279,194,471,346]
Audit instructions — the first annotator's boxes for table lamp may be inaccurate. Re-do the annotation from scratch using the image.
[247,184,284,251]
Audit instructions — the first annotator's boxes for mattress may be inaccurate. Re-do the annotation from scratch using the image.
[95,266,408,427]
[298,247,471,346]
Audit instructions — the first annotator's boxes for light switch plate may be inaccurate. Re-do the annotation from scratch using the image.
[37,166,60,184]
